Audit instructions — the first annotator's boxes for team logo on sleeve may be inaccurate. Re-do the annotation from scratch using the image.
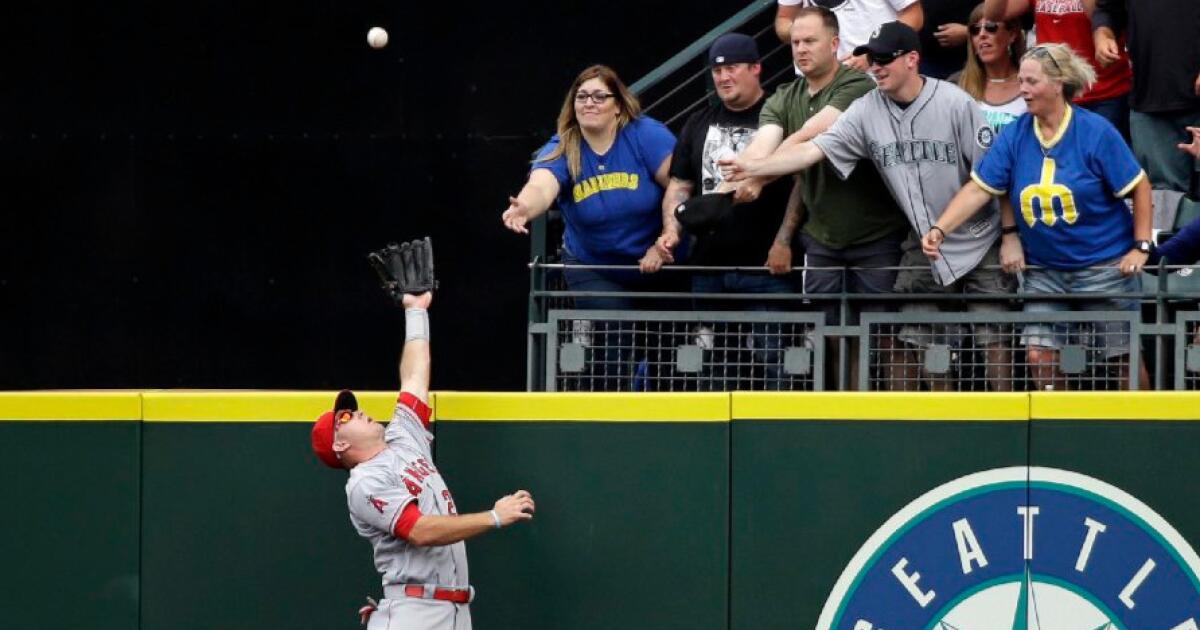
[817,467,1200,629]
[367,495,389,514]
[976,125,995,149]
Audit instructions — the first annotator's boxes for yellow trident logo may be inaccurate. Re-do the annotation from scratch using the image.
[1019,158,1077,227]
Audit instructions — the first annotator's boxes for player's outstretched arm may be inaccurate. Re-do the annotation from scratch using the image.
[399,292,432,402]
[406,490,536,547]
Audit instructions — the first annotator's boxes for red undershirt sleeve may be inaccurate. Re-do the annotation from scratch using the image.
[393,502,423,540]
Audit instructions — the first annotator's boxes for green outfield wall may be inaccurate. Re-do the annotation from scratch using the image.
[1,391,1199,629]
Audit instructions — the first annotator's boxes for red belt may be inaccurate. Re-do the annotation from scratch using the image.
[403,585,471,604]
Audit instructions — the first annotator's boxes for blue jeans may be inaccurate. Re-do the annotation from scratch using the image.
[561,252,682,390]
[692,272,797,390]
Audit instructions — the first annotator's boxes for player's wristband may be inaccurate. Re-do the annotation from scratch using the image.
[489,510,502,529]
[405,308,429,342]
[1001,225,1019,235]
[930,225,946,239]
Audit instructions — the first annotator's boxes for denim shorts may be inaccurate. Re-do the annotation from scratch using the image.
[1020,262,1141,358]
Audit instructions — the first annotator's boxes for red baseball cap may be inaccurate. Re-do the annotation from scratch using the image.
[311,390,358,469]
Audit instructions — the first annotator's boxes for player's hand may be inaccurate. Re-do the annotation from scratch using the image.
[1178,126,1200,159]
[502,197,531,234]
[766,243,792,275]
[1093,28,1120,67]
[1118,249,1149,276]
[999,233,1025,274]
[717,156,753,182]
[401,291,433,310]
[493,490,536,526]
[841,53,870,72]
[358,597,378,626]
[639,243,672,273]
[733,178,763,204]
[921,228,945,261]
[935,23,968,48]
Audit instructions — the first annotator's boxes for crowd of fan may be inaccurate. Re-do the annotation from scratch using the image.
[501,0,1200,391]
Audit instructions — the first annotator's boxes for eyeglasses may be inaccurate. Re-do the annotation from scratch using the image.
[1025,46,1063,75]
[968,22,1000,36]
[867,51,906,67]
[575,91,615,104]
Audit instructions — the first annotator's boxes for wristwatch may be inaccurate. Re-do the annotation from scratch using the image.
[1134,240,1152,254]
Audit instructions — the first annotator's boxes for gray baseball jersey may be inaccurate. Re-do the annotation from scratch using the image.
[346,398,469,590]
[812,77,999,285]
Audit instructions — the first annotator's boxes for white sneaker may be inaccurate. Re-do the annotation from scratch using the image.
[572,320,593,347]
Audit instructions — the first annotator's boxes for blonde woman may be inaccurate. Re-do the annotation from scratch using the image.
[502,64,677,306]
[952,4,1025,134]
[923,44,1152,390]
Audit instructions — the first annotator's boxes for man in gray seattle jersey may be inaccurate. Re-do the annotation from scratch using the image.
[311,290,535,629]
[721,21,1017,391]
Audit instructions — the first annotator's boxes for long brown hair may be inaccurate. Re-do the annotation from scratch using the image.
[535,65,641,181]
[957,4,1025,101]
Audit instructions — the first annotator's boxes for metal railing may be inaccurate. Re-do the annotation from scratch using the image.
[525,262,1200,392]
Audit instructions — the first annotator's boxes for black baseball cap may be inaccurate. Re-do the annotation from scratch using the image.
[674,192,735,231]
[709,33,759,66]
[852,21,921,59]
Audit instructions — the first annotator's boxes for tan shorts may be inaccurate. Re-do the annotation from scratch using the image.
[893,237,1015,348]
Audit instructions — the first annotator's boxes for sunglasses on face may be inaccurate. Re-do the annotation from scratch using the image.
[575,91,615,104]
[968,22,1000,36]
[335,409,354,426]
[867,51,906,67]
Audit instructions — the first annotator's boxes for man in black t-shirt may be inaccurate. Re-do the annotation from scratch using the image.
[657,33,800,390]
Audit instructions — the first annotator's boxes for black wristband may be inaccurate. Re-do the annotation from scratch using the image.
[1001,225,1018,235]
[930,225,946,238]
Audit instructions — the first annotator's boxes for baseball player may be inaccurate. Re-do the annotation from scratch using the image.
[311,239,535,629]
[720,21,1018,390]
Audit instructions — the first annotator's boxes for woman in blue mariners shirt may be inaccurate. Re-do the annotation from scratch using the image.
[501,64,678,306]
[921,43,1152,391]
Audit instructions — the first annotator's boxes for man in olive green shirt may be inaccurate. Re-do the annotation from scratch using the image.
[737,6,908,388]
[740,6,908,319]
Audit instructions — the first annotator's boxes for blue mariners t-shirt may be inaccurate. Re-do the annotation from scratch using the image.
[971,106,1145,270]
[533,116,675,264]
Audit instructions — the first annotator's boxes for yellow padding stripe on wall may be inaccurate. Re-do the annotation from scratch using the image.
[142,391,415,423]
[733,392,1030,421]
[0,391,142,421]
[1031,392,1200,420]
[434,392,728,422]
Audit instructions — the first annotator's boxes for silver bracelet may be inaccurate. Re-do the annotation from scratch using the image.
[489,509,501,529]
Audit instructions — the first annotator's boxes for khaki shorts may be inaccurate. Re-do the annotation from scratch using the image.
[893,237,1015,348]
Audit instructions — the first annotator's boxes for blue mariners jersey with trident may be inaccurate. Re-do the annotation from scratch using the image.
[972,106,1145,270]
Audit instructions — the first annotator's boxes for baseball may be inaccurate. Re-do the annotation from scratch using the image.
[367,27,388,49]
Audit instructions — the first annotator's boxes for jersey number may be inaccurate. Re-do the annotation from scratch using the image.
[1019,158,1078,227]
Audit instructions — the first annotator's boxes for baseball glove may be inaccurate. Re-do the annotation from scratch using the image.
[367,237,437,305]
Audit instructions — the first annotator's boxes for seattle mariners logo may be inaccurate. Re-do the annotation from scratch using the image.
[976,125,995,150]
[817,467,1200,629]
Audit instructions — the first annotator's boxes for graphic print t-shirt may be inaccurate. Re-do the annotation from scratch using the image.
[669,98,791,266]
